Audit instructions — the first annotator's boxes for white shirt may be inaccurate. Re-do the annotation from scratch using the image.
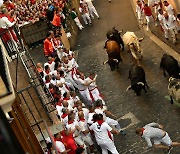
[44,62,55,72]
[165,4,174,15]
[66,120,80,137]
[142,123,165,147]
[85,77,97,91]
[163,15,176,29]
[158,12,165,22]
[84,0,94,8]
[56,104,63,117]
[89,121,113,144]
[94,107,107,121]
[0,16,15,29]
[79,120,91,137]
[55,141,66,153]
[75,77,88,91]
[87,112,95,125]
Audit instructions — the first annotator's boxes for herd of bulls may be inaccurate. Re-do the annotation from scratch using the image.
[104,27,180,104]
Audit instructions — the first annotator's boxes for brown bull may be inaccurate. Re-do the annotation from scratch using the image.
[104,40,122,71]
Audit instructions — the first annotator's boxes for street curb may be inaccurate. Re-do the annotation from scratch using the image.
[130,0,180,62]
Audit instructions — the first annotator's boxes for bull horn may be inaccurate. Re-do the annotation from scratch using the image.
[109,34,113,37]
[169,77,175,82]
[118,30,123,34]
[113,59,119,63]
[103,60,108,65]
[137,82,144,86]
[138,37,144,42]
[126,85,131,91]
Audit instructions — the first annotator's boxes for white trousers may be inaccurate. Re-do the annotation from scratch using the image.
[89,6,99,19]
[99,141,119,154]
[74,17,84,30]
[82,13,91,25]
[82,135,94,146]
[79,89,92,105]
[164,27,178,43]
[89,88,105,105]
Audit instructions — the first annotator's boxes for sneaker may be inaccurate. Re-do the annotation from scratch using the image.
[109,0,111,2]
[166,146,173,154]
[120,130,126,135]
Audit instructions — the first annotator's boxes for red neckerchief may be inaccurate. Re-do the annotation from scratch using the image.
[63,97,70,101]
[45,70,50,74]
[61,113,68,119]
[46,80,50,83]
[79,118,85,122]
[97,120,104,125]
[56,101,62,106]
[48,61,52,64]
[107,130,113,141]
[141,128,145,137]
[0,13,7,18]
[68,120,74,124]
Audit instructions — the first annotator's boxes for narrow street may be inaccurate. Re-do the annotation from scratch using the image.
[75,0,180,153]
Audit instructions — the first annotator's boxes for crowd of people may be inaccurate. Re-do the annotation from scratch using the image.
[39,28,126,153]
[135,0,180,44]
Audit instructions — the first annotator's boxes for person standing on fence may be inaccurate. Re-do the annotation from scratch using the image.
[84,0,100,19]
[79,2,92,26]
[70,8,84,30]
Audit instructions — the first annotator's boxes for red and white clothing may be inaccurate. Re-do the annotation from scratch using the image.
[55,140,66,153]
[164,4,174,15]
[66,120,84,146]
[56,103,63,117]
[75,77,92,105]
[78,119,94,146]
[142,123,172,147]
[163,15,177,43]
[95,107,121,132]
[86,77,105,104]
[89,121,119,154]
[84,0,99,19]
[79,3,91,25]
[44,61,55,72]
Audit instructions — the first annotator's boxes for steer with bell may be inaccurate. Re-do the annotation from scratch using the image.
[126,64,149,96]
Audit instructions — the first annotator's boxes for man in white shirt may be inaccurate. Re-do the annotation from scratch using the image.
[79,2,92,25]
[74,72,96,105]
[94,100,126,135]
[89,114,120,154]
[44,57,55,72]
[66,112,86,150]
[85,73,106,105]
[78,111,94,153]
[163,13,178,43]
[54,133,70,153]
[163,1,175,15]
[84,0,100,19]
[136,123,180,153]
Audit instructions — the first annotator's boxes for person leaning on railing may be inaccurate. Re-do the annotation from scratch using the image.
[0,7,18,59]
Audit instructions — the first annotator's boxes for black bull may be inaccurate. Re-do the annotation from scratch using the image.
[104,40,122,71]
[126,64,149,96]
[106,27,124,51]
[160,54,180,78]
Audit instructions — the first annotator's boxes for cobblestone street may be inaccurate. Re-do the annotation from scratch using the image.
[74,0,180,153]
